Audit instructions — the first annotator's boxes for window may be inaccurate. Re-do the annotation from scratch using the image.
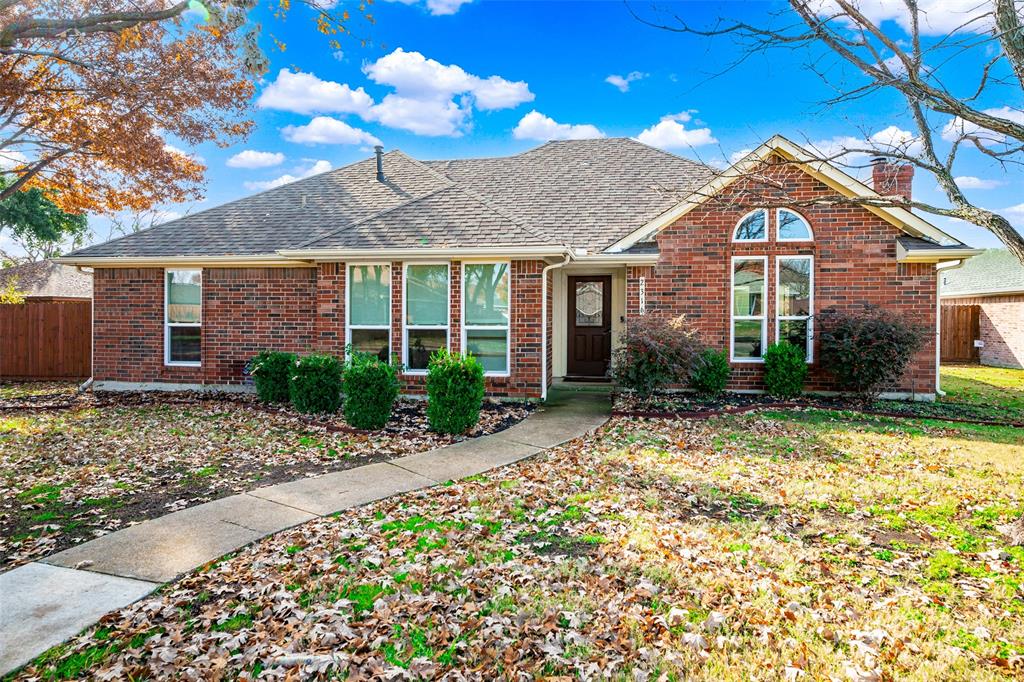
[404,263,449,372]
[730,257,766,361]
[463,262,510,375]
[733,209,767,242]
[574,280,604,326]
[165,269,201,366]
[347,264,391,362]
[777,208,813,241]
[777,256,814,361]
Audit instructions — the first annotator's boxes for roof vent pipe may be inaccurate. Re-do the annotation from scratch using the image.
[374,145,385,182]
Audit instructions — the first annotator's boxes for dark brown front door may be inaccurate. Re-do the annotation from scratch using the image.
[567,275,612,378]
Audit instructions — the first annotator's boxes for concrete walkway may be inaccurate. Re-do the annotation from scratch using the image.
[0,389,609,675]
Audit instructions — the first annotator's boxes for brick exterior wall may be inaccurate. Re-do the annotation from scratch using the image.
[625,160,939,396]
[945,294,1024,369]
[93,260,548,398]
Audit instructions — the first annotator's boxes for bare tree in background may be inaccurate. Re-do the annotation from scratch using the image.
[632,0,1024,264]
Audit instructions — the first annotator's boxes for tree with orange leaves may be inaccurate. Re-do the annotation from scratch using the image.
[0,0,371,215]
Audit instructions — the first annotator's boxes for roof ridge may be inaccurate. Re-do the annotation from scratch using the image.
[444,182,565,247]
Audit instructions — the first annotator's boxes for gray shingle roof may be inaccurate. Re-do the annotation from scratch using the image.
[941,248,1024,296]
[66,139,717,259]
[0,260,92,298]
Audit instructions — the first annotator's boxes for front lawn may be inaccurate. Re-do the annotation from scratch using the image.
[0,391,529,570]
[14,410,1023,680]
[940,365,1024,417]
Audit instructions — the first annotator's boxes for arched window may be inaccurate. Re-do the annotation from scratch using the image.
[777,208,813,241]
[733,209,767,242]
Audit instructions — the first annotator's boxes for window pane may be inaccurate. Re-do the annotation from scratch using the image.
[733,260,764,316]
[466,329,508,373]
[349,265,390,326]
[465,263,509,326]
[167,270,201,323]
[407,328,446,371]
[734,210,766,240]
[733,319,763,359]
[351,328,389,363]
[779,258,811,316]
[778,209,811,240]
[406,264,448,326]
[168,326,200,363]
[575,281,604,326]
[779,320,809,354]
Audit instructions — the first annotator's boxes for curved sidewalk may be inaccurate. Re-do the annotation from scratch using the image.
[0,389,609,676]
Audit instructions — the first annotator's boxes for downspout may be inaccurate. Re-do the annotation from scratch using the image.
[77,266,95,392]
[934,259,967,397]
[541,251,572,401]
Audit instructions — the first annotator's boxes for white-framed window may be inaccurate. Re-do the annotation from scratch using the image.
[346,263,391,362]
[165,269,201,366]
[730,256,767,362]
[403,262,450,373]
[776,255,814,361]
[733,209,768,242]
[462,262,511,376]
[777,208,814,242]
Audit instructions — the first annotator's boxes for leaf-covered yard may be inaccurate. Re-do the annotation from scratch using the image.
[14,409,1023,680]
[0,385,529,570]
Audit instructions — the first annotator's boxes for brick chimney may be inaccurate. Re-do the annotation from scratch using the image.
[871,157,914,202]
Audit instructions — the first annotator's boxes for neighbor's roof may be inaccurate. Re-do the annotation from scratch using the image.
[941,249,1024,297]
[0,260,92,298]
[63,138,716,260]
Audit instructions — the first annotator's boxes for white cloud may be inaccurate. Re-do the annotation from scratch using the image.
[163,143,204,164]
[809,126,921,167]
[226,150,285,169]
[257,68,374,116]
[605,71,648,93]
[941,106,1024,144]
[244,159,332,192]
[0,149,27,170]
[729,148,753,164]
[382,0,473,15]
[282,116,382,146]
[512,110,605,141]
[954,176,1003,190]
[634,112,717,149]
[1004,203,1024,216]
[369,95,469,137]
[813,0,997,36]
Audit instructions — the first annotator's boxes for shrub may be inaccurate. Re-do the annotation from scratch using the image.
[689,348,731,396]
[425,348,485,434]
[250,350,297,403]
[341,351,400,429]
[289,353,343,414]
[763,341,808,399]
[817,305,927,401]
[611,315,703,393]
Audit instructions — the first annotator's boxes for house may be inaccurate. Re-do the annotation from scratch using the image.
[941,249,1024,369]
[0,260,92,301]
[57,135,980,400]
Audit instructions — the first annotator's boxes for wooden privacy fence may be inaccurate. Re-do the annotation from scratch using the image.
[940,304,980,363]
[0,300,91,379]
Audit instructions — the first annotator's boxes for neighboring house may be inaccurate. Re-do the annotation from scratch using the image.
[0,260,92,301]
[58,135,980,399]
[941,249,1024,369]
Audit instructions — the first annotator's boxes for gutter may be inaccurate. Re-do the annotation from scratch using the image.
[896,244,983,263]
[55,254,305,268]
[277,246,569,261]
[541,253,573,401]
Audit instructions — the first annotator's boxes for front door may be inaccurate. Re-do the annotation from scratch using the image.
[567,275,612,378]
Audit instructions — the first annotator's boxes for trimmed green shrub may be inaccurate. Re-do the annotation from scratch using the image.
[763,341,807,399]
[611,315,703,393]
[425,348,485,434]
[818,305,927,401]
[341,351,400,429]
[689,348,731,396]
[289,353,343,414]
[250,350,297,403]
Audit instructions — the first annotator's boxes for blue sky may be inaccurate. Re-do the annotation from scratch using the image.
[101,0,1023,249]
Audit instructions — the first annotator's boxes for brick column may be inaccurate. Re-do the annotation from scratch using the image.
[449,260,462,354]
[315,262,344,355]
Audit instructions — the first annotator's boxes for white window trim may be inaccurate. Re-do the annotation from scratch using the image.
[402,261,451,375]
[730,255,768,363]
[461,261,511,378]
[776,208,814,242]
[732,208,769,243]
[164,268,201,367]
[776,255,815,363]
[345,263,392,361]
